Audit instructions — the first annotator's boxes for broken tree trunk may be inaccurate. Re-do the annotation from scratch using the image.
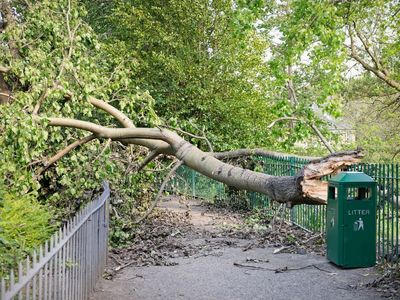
[298,150,363,206]
[41,98,363,207]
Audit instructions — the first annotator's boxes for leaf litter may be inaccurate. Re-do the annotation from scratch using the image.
[104,198,326,279]
[102,197,399,298]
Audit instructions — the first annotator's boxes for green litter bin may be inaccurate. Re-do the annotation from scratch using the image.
[326,172,377,268]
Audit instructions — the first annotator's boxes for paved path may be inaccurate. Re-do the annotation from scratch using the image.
[91,198,382,300]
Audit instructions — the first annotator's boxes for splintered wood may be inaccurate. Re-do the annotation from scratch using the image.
[301,151,364,205]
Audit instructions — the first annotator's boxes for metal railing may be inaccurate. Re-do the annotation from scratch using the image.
[167,157,400,261]
[0,182,110,300]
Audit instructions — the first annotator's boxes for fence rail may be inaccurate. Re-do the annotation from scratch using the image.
[168,156,400,261]
[0,182,110,300]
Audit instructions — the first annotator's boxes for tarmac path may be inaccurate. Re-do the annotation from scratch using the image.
[91,198,382,300]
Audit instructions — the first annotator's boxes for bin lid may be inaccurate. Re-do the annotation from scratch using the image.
[329,171,375,184]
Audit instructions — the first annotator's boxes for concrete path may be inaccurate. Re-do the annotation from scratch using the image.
[91,198,382,300]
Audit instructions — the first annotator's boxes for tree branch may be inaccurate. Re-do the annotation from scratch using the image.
[0,75,12,104]
[88,97,172,153]
[267,117,334,153]
[310,123,335,154]
[287,65,298,106]
[88,97,135,128]
[94,138,112,161]
[267,117,299,129]
[36,134,96,176]
[39,116,308,204]
[32,86,50,115]
[0,66,10,73]
[348,24,400,92]
[39,101,362,206]
[0,92,14,100]
[161,124,213,152]
[353,23,381,70]
[31,90,171,153]
[213,148,319,161]
[392,149,400,161]
[45,117,179,144]
[136,149,160,172]
[134,160,184,224]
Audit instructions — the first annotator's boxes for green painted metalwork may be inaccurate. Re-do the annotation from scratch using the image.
[166,156,400,261]
[327,172,377,267]
[329,172,377,183]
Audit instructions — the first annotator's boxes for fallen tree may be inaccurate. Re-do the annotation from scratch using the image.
[0,0,363,210]
[34,97,363,207]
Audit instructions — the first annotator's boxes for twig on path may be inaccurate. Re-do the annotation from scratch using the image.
[233,262,273,271]
[312,264,337,275]
[122,274,145,280]
[303,233,323,244]
[114,260,137,272]
[273,246,288,254]
[233,262,336,275]
[245,258,270,263]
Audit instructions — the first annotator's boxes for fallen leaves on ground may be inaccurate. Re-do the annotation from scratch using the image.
[104,209,197,279]
[104,200,326,279]
[367,261,400,298]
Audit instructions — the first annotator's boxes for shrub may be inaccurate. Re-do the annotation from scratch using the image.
[0,194,56,277]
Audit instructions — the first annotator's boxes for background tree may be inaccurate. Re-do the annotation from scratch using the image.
[342,75,400,162]
[84,0,318,151]
[259,0,346,152]
[263,0,400,160]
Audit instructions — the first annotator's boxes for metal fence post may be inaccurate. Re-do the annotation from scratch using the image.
[192,169,196,198]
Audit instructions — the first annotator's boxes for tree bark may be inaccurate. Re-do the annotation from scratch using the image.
[41,107,363,207]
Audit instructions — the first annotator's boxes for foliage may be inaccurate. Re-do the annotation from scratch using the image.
[0,193,55,276]
[85,0,306,151]
[262,0,400,155]
[258,0,347,150]
[0,0,156,206]
[342,75,400,163]
[0,0,158,250]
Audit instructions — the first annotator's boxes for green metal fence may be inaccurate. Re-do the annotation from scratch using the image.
[167,155,400,261]
[349,163,399,261]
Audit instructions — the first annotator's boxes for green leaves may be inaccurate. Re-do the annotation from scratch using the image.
[0,193,56,276]
[0,0,158,221]
[87,0,281,150]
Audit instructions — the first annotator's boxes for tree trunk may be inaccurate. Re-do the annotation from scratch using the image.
[45,110,363,207]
